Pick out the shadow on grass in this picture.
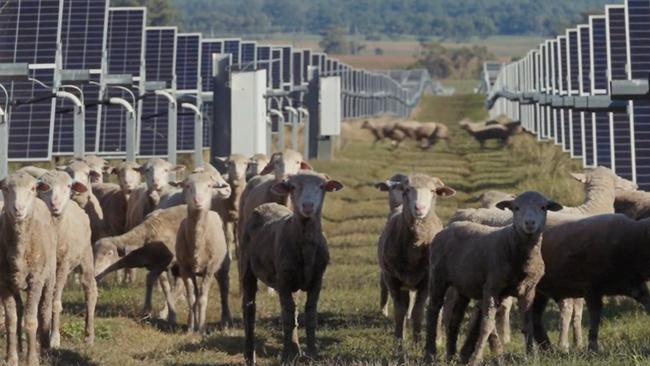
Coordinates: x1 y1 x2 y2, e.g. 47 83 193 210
47 348 99 366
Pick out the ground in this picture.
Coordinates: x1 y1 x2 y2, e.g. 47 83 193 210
4 94 650 365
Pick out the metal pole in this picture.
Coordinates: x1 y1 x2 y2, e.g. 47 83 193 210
181 102 204 167
268 109 285 152
298 107 309 158
109 97 136 162
284 106 299 151
56 90 85 159
0 107 7 180
154 90 178 166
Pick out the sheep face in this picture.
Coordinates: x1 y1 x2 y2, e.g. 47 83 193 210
496 191 563 236
93 239 119 277
84 155 109 183
375 174 409 211
111 161 142 193
219 154 248 183
59 160 92 187
36 171 88 216
246 154 271 179
260 150 312 180
140 158 185 192
401 174 455 220
0 172 39 223
272 171 343 218
180 172 231 211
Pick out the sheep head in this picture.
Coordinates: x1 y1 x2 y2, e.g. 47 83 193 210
246 154 271 180
375 173 409 212
216 154 248 184
0 172 39 223
496 191 562 236
259 149 312 180
107 161 142 194
58 160 92 188
398 174 455 220
36 170 88 216
83 155 110 183
138 158 185 193
93 238 120 279
272 170 343 219
172 170 231 210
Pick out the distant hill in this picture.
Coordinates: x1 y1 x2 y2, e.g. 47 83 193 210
172 0 622 40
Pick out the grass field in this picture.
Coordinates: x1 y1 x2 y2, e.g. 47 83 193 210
5 94 650 365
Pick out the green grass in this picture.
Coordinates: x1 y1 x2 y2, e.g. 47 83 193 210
4 95 650 365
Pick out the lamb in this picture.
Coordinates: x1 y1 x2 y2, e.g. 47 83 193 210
174 171 231 333
35 171 96 347
246 153 270 181
214 154 249 257
239 171 343 364
377 174 456 348
0 172 57 366
392 120 422 139
92 161 143 237
425 192 562 365
238 149 312 243
614 189 650 220
460 123 511 149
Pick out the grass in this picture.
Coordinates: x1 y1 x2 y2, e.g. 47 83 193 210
4 94 650 365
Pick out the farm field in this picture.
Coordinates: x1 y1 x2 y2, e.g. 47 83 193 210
6 95 650 365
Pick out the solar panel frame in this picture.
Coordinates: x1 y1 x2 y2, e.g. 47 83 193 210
567 28 582 158
256 45 272 88
292 50 303 86
281 46 292 86
0 0 63 161
578 24 595 167
550 39 561 144
200 39 222 92
175 32 202 152
223 38 241 66
241 41 257 71
271 48 282 90
590 15 612 168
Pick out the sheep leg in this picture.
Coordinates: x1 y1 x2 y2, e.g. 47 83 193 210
572 298 584 349
467 295 498 366
279 288 301 363
386 276 408 349
496 296 513 344
532 294 551 350
79 255 97 345
557 298 573 351
25 280 45 366
241 265 258 365
424 277 447 361
460 305 481 363
380 275 389 317
14 293 23 354
182 276 196 333
215 257 233 328
142 270 162 318
411 283 428 344
158 272 177 324
518 290 536 354
197 275 212 334
38 275 54 352
3 293 19 366
305 278 323 357
50 260 71 348
191 276 201 331
446 293 470 360
585 295 603 352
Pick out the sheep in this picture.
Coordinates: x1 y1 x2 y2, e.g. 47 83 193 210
125 158 185 230
393 120 422 139
460 123 511 149
385 127 407 150
0 172 57 366
174 171 231 333
35 170 96 348
614 189 650 220
83 155 110 183
361 120 389 145
449 166 631 349
238 149 312 243
105 161 143 200
239 171 343 364
246 153 271 181
377 174 456 349
425 192 562 365
527 213 650 353
475 190 516 208
214 154 249 257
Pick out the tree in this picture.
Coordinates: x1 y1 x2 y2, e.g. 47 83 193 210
112 0 179 26
413 41 494 79
319 27 351 55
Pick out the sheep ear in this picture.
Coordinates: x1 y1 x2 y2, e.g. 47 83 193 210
89 170 101 180
71 181 88 193
495 200 513 211
36 181 52 192
435 186 456 197
259 161 275 175
271 181 292 195
375 182 390 191
168 181 183 188
214 156 228 163
300 161 313 170
171 165 186 173
546 201 563 212
570 173 587 183
323 180 343 192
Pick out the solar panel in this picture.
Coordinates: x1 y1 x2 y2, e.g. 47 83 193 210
302 49 311 81
567 29 582 158
99 7 146 154
539 43 547 139
256 46 272 88
139 27 176 157
550 39 561 144
223 39 241 66
0 0 62 160
271 48 282 90
200 39 222 150
626 0 650 188
579 25 595 167
281 46 292 86
176 33 201 152
559 36 571 152
590 16 612 168
606 5 633 179
311 53 322 71
293 51 303 86
532 50 539 134
241 41 257 70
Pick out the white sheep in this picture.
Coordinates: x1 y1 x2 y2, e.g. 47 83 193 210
426 192 562 365
35 170 96 347
0 172 57 366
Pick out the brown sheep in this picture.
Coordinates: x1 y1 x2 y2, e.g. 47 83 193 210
0 172 57 366
83 155 110 183
35 171 96 347
175 172 231 333
361 120 389 145
614 189 650 220
378 174 456 348
239 171 343 364
426 192 562 365
460 123 511 149
393 120 422 139
214 154 249 258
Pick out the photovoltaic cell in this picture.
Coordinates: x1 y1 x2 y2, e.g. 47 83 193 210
201 40 222 92
99 7 146 154
271 48 282 90
567 29 582 158
223 39 241 65
579 25 594 166
0 0 62 160
293 51 303 86
559 36 571 152
257 46 271 87
591 16 612 168
241 42 257 70
282 46 292 85
53 0 108 154
626 0 650 189
608 5 633 179
176 33 201 152
302 49 311 81
139 27 176 157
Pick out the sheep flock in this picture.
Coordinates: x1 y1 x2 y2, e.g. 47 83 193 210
1 115 650 366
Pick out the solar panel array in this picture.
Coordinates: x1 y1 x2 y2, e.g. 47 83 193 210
487 0 650 189
176 33 201 152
